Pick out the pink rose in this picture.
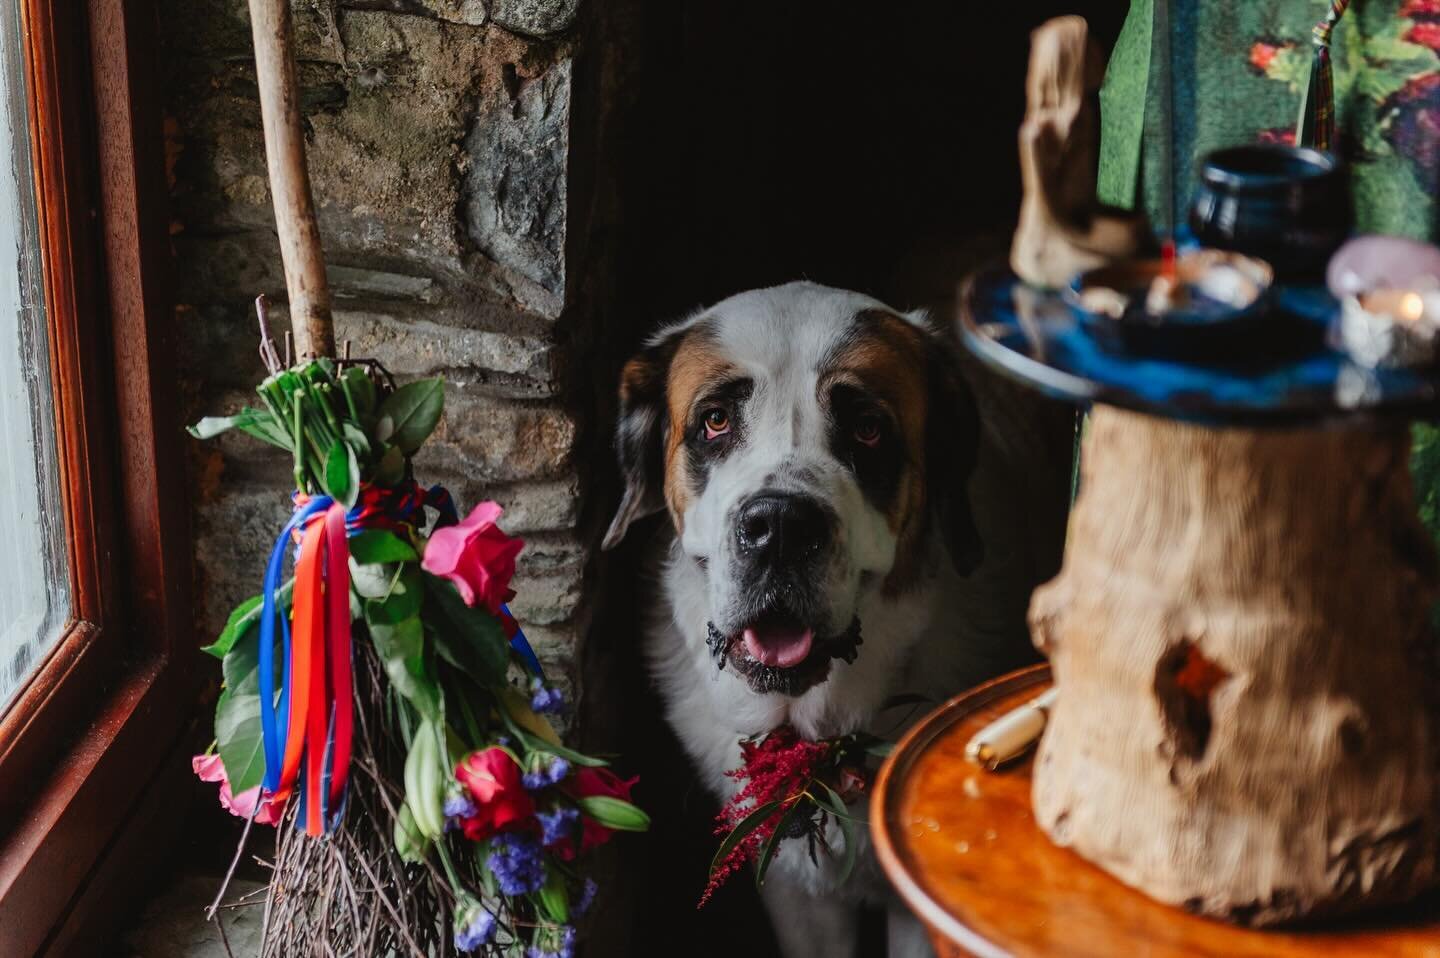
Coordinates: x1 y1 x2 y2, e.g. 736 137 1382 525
192 754 284 826
455 747 535 840
422 502 524 615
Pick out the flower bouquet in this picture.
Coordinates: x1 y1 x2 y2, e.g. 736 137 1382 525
191 312 645 956
703 724 892 906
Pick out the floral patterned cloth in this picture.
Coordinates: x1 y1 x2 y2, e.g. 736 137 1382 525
1101 0 1440 239
1099 0 1440 557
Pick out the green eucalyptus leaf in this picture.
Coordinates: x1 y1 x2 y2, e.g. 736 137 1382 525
755 800 809 889
576 795 650 833
349 529 417 565
368 615 441 720
424 575 509 685
710 800 781 877
377 378 444 454
215 687 266 794
816 783 858 884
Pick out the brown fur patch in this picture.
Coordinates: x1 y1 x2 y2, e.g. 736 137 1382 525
821 311 936 595
662 329 739 529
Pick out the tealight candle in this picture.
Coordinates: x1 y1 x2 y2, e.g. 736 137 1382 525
1329 235 1440 368
1339 286 1440 368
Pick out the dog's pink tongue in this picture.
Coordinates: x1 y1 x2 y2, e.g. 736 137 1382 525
742 624 814 668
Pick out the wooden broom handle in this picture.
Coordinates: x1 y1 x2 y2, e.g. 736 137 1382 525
247 0 335 359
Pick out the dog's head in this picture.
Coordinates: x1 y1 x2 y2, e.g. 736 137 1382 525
603 282 981 697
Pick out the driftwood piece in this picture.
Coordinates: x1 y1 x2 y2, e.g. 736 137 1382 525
247 0 335 358
1029 407 1440 925
1011 17 1148 289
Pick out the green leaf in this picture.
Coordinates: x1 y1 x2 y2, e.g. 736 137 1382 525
815 783 858 885
188 416 240 440
537 870 569 923
188 408 291 450
215 687 266 794
233 408 293 449
349 529 417 565
365 567 423 624
340 366 377 418
376 379 444 454
375 445 406 485
864 741 894 759
367 615 441 720
424 575 509 686
322 439 359 508
576 795 650 833
203 594 260 660
710 800 781 877
342 422 372 458
495 705 610 768
392 802 429 864
755 799 810 889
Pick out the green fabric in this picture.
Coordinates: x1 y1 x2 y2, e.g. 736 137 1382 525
1097 0 1153 209
1100 0 1440 239
1095 0 1440 577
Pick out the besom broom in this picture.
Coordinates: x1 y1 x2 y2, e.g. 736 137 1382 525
189 2 646 954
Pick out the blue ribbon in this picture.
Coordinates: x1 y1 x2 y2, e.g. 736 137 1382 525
502 603 544 679
259 495 332 793
258 485 544 799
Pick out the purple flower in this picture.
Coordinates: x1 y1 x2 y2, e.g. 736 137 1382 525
523 756 571 791
444 793 478 820
526 926 576 958
536 806 580 846
530 680 565 715
486 833 546 896
575 878 598 916
454 903 495 952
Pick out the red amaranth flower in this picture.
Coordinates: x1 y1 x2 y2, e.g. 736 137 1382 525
700 727 831 906
1249 42 1280 73
1409 22 1440 50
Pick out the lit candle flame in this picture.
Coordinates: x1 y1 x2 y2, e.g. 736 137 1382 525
1400 292 1426 322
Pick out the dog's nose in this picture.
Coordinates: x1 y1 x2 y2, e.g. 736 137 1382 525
735 494 831 564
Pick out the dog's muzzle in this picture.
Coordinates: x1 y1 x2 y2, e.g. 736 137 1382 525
706 617 862 697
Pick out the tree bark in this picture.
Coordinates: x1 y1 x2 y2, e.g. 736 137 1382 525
1030 406 1440 925
247 0 334 359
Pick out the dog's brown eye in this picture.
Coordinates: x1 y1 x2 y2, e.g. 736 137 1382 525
854 413 882 447
703 408 731 439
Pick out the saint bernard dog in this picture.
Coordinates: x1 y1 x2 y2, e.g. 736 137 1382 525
602 281 1061 957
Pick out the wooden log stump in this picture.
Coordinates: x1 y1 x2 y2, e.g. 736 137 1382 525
1029 406 1440 926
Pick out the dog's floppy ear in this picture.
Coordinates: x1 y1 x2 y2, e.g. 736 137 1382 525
920 325 984 575
601 331 683 551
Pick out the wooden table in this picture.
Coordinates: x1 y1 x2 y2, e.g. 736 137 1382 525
871 665 1440 957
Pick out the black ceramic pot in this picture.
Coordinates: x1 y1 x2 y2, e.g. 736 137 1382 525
1188 145 1352 282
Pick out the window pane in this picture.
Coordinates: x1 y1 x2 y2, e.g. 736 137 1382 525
0 0 68 711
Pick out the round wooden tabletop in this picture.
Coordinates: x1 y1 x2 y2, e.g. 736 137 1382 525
871 665 1440 958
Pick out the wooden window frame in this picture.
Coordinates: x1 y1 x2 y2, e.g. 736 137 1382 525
0 0 195 953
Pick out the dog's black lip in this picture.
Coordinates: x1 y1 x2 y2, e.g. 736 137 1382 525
705 616 863 696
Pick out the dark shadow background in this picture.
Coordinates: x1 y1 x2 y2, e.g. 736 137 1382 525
570 3 1127 954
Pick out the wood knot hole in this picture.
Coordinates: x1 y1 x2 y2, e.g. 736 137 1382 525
1154 640 1230 763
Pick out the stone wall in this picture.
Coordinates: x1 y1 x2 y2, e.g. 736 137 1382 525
163 0 607 697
